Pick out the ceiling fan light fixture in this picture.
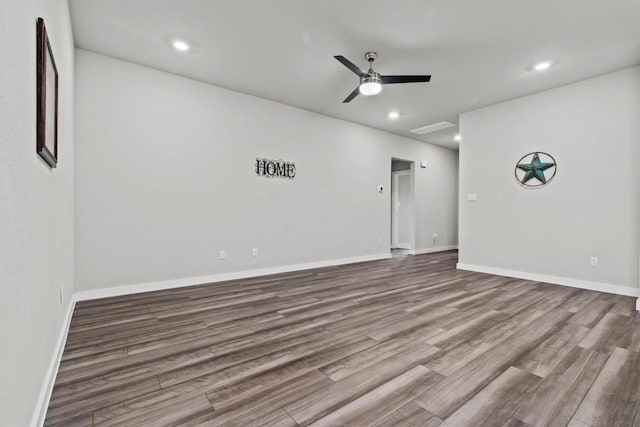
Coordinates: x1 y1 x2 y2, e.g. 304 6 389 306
359 75 382 96
359 82 382 96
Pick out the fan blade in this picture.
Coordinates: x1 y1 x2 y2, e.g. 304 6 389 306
342 86 360 103
381 75 431 84
334 55 367 77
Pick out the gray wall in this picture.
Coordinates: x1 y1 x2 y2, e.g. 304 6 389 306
74 50 459 291
0 0 75 425
459 67 640 292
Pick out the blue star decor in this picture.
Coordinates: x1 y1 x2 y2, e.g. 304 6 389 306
515 152 557 187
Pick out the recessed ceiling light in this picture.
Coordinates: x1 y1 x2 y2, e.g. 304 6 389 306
172 40 190 52
454 134 461 142
388 111 400 119
534 61 552 71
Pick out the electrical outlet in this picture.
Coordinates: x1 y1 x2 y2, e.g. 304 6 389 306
252 247 258 257
377 238 382 245
433 233 438 244
59 286 63 304
590 256 598 268
219 250 226 260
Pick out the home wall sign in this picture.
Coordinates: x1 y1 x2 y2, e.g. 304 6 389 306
515 152 557 188
255 158 296 179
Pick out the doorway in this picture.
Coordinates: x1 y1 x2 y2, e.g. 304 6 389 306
391 159 415 254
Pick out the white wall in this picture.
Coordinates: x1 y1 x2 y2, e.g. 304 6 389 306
74 50 458 291
0 0 75 425
459 67 640 295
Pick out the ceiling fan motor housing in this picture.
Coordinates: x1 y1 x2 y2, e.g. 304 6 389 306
361 72 381 84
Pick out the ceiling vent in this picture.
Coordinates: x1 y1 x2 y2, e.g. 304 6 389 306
410 121 455 135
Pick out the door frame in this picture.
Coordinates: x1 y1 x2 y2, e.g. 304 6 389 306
390 158 415 252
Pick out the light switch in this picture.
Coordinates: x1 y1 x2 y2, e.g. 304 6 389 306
466 193 478 201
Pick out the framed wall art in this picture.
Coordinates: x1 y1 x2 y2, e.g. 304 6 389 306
36 17 58 168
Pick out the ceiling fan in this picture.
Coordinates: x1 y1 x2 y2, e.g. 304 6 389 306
334 52 431 103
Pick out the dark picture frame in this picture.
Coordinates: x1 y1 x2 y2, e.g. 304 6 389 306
36 17 58 168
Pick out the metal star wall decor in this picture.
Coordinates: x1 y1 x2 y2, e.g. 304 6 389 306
515 152 557 187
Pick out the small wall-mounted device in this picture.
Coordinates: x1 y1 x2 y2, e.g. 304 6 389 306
420 160 428 168
377 185 384 193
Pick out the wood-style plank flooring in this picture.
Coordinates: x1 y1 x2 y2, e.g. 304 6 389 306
45 251 640 426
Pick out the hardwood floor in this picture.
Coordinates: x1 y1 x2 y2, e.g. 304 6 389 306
45 251 640 426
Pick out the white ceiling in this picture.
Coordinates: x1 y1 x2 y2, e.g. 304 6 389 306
69 0 640 150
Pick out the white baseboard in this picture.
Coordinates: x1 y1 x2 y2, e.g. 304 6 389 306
392 243 411 250
409 245 458 256
456 263 640 298
31 296 77 427
75 253 392 301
